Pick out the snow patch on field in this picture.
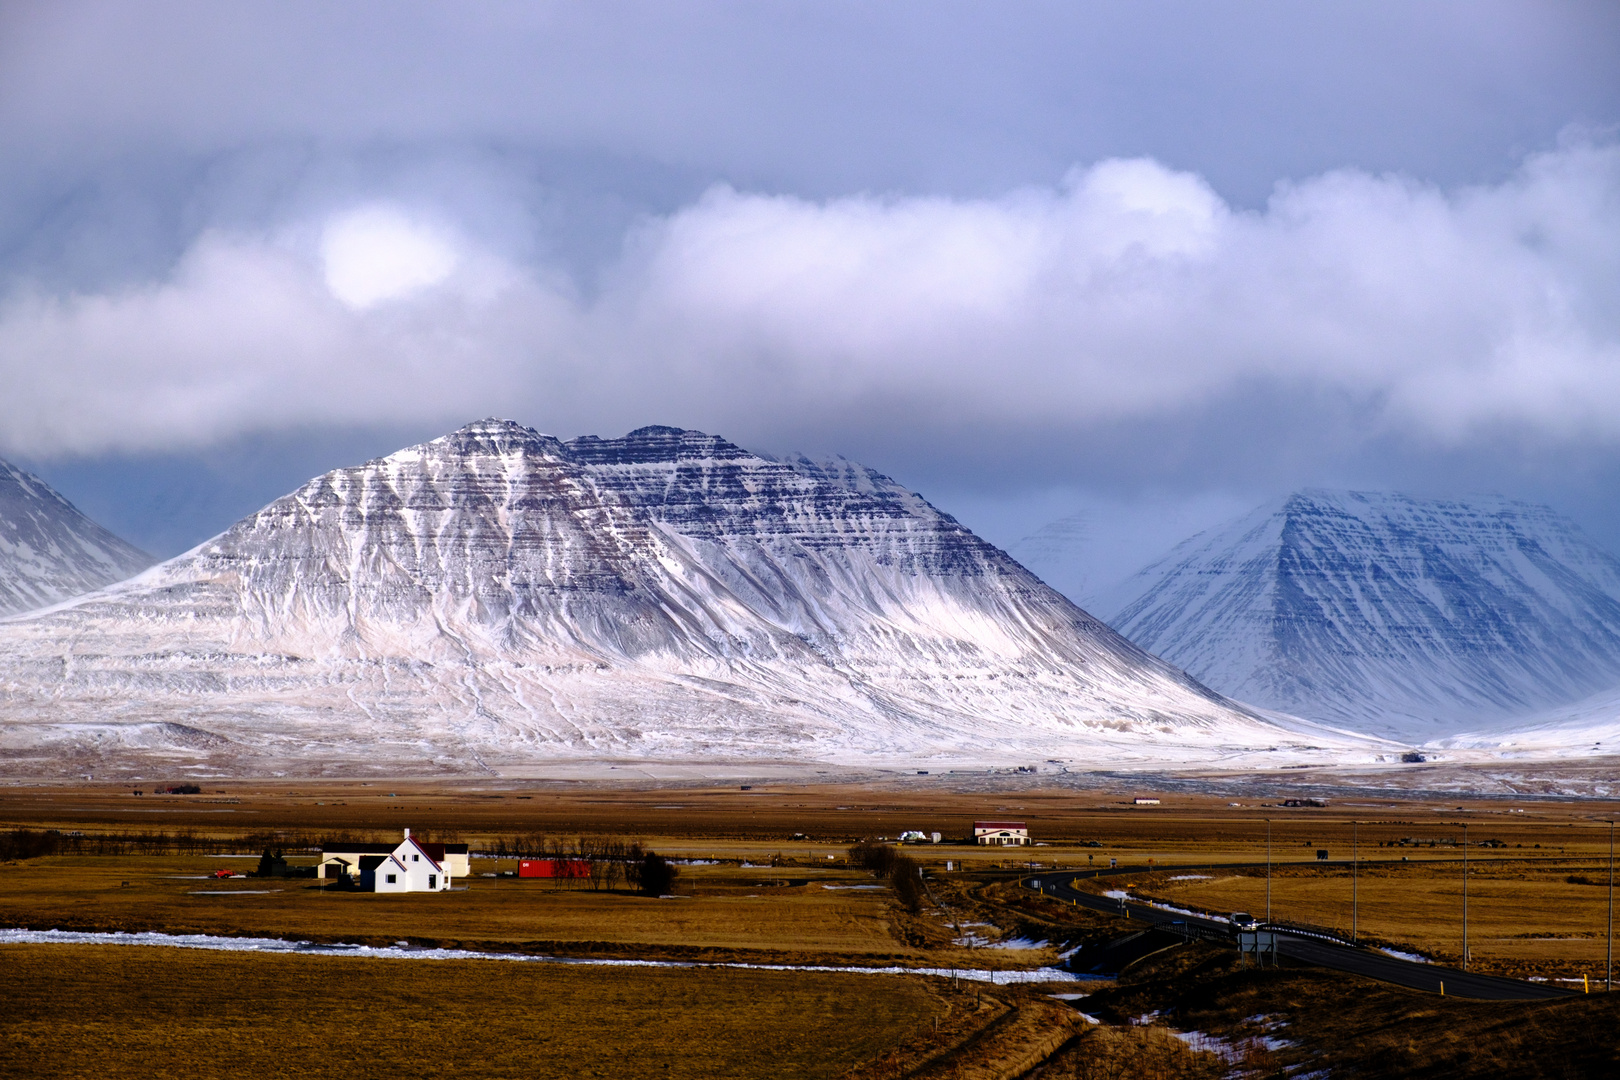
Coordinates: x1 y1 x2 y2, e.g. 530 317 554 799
0 927 1080 983
987 936 1047 950
1376 947 1430 963
1169 1029 1294 1062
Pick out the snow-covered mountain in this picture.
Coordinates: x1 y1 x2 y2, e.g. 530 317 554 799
0 421 1377 777
1101 489 1620 740
0 458 153 617
1434 685 1620 758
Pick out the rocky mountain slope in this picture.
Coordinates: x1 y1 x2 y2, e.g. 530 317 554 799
1101 490 1620 740
0 421 1374 777
0 458 153 617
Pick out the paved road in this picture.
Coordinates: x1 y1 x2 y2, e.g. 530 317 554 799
1032 866 1575 1001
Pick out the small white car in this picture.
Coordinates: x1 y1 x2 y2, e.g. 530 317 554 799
1230 912 1260 931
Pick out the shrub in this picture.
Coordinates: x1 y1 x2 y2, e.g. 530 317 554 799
629 852 678 896
847 842 923 913
0 829 61 861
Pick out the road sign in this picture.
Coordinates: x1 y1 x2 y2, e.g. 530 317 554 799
1238 930 1278 966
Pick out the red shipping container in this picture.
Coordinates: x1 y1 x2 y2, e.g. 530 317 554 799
519 858 591 878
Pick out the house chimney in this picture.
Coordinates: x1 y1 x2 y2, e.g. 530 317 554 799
403 828 410 839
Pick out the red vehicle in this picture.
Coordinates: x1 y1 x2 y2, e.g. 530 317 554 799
213 869 236 879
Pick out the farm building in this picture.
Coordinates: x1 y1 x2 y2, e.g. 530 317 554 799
973 821 1029 846
317 830 465 891
519 858 592 878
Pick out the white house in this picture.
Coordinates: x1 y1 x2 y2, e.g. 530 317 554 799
973 820 1030 846
374 830 451 892
319 829 459 892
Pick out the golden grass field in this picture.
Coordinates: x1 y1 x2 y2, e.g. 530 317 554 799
5 780 1620 974
1138 858 1620 981
6 778 1620 1077
1044 943 1620 1080
0 853 964 964
0 943 943 1079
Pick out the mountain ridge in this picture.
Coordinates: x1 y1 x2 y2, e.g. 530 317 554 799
0 457 154 617
1101 489 1620 740
0 420 1377 777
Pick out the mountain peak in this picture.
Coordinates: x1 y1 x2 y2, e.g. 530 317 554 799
0 457 154 617
1105 490 1620 738
564 425 752 465
0 420 1346 776
441 416 559 445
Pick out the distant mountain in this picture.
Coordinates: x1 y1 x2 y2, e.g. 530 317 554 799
1434 684 1620 759
1100 490 1620 740
0 421 1373 777
0 458 154 616
1008 514 1098 608
1009 497 1252 612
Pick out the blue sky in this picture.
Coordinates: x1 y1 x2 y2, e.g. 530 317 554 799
3 1 1619 586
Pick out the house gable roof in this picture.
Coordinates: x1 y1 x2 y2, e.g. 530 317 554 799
396 835 443 872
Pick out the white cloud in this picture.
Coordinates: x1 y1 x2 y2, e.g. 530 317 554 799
0 218 571 454
0 144 1617 458
320 206 459 309
608 143 1620 441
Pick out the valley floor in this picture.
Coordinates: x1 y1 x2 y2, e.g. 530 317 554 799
4 777 1620 1077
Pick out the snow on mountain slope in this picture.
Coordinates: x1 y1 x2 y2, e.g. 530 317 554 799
1434 689 1620 757
0 421 1378 777
1101 490 1620 740
0 458 154 617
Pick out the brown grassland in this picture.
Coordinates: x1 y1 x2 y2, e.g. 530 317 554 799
6 778 1618 975
5 776 1620 1076
1030 941 1620 1080
0 855 922 964
1139 859 1620 980
0 943 943 1079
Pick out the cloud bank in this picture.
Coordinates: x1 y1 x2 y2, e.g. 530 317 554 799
2 143 1617 459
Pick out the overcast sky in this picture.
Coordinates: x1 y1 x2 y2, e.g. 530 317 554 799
3 1 1619 589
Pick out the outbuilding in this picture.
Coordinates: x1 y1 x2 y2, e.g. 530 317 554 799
519 858 591 878
973 820 1030 846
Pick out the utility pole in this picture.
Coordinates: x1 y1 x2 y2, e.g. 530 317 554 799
1462 822 1469 972
1266 818 1272 923
1608 820 1615 992
1352 820 1358 944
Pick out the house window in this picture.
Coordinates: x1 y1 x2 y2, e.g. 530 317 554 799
428 875 437 889
412 854 419 862
386 874 397 884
